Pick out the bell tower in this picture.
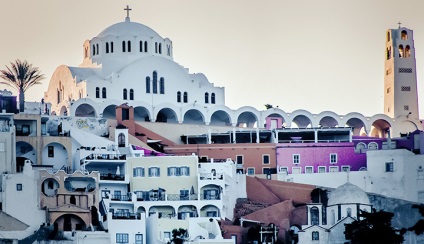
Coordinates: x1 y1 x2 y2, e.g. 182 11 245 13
384 26 419 120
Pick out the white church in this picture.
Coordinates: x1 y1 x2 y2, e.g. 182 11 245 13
44 7 422 137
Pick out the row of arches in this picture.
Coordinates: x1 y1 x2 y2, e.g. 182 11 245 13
91 39 170 57
69 99 412 137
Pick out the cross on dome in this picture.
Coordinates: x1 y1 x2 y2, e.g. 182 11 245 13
124 5 132 19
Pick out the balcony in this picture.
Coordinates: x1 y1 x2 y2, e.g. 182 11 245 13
85 154 126 161
166 194 198 201
109 194 132 201
100 173 124 181
112 212 140 219
201 194 221 200
199 173 224 181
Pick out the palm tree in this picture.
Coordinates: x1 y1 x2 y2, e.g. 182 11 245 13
0 59 45 112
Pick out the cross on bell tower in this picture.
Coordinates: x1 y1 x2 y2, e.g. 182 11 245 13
124 5 132 20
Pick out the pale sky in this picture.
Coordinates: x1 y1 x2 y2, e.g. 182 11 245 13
1 0 424 116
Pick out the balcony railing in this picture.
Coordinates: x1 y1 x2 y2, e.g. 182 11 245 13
201 194 221 200
166 194 198 201
85 154 126 160
199 173 224 180
100 173 124 181
112 212 140 219
110 194 132 201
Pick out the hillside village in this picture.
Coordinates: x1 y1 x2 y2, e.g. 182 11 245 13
1 6 424 244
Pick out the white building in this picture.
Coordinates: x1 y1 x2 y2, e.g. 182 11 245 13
298 182 372 244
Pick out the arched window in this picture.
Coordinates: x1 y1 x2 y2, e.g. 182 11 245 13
139 41 143 52
127 41 131 52
387 32 391 42
368 142 378 150
167 45 171 56
399 45 404 58
130 89 134 100
405 45 411 58
347 207 352 217
118 133 125 147
146 77 151 93
330 209 335 225
153 71 158 94
155 42 158 53
122 41 126 52
312 231 319 240
177 91 181 103
355 142 367 153
70 195 76 205
205 92 209 103
386 47 391 60
144 41 148 52
96 44 99 55
310 207 319 225
96 87 100 98
183 92 188 103
401 30 408 40
160 77 165 94
111 42 114 53
92 44 96 56
123 89 127 100
102 87 107 98
106 42 109 53
57 89 61 103
211 93 216 104
159 43 162 54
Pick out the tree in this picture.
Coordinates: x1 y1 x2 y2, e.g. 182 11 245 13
265 104 273 109
408 204 424 235
344 209 405 244
0 59 45 112
168 228 188 244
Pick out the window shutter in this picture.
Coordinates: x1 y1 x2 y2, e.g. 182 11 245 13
186 167 190 176
148 168 152 177
167 167 171 176
142 168 145 177
157 168 160 177
133 168 137 177
176 167 181 176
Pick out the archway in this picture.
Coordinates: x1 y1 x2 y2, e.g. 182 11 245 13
345 118 366 136
102 104 117 119
75 104 96 117
16 141 36 172
54 214 86 231
236 112 258 128
319 116 338 127
60 106 68 116
134 106 150 122
155 108 178 123
183 109 205 124
370 119 391 138
291 115 312 128
210 110 231 126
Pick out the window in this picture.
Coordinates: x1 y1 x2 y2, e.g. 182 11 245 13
70 195 76 205
48 180 54 189
262 167 270 174
418 169 424 180
401 30 408 40
106 42 109 53
102 87 107 98
293 154 300 164
310 207 319 225
347 207 352 217
48 146 54 157
96 44 99 55
16 184 22 191
139 41 143 52
159 43 162 54
167 45 171 56
387 31 391 42
122 41 126 52
387 87 391 93
207 211 217 217
399 44 404 58
111 42 114 53
236 155 243 165
116 233 129 243
279 167 288 174
385 162 394 172
92 44 96 56
180 166 190 176
177 91 181 103
404 105 409 111
305 166 313 174
292 167 301 174
118 133 125 147
401 86 411 91
247 168 255 175
146 77 150 93
183 92 188 103
318 166 326 173
405 45 411 58
330 153 337 164
312 231 319 240
368 142 378 150
211 93 216 104
263 154 270 164
149 167 160 177
205 92 209 103
133 167 145 177
96 87 100 98
135 234 143 244
341 166 350 172
155 42 158 53
329 166 338 172
127 41 131 52
164 232 171 240
168 166 178 176
153 71 158 94
399 68 413 73
130 89 134 100
160 77 165 94
144 41 148 52
123 89 127 100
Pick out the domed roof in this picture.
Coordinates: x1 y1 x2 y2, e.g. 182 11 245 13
96 17 162 39
327 182 370 206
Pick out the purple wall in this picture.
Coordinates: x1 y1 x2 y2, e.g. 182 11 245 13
276 142 367 174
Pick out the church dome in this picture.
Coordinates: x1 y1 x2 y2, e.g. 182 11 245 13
96 17 162 39
327 182 370 206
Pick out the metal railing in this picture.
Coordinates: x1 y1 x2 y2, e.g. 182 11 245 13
166 194 198 201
